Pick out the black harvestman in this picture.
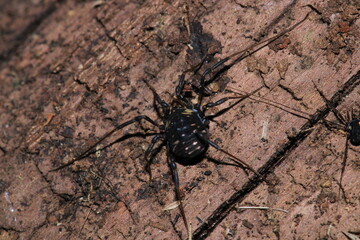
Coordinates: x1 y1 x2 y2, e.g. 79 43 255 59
50 11 313 237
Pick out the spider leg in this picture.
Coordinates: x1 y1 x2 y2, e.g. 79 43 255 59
0 145 6 155
50 115 159 171
338 136 349 200
227 87 313 121
144 134 164 180
166 149 189 232
313 82 347 126
174 73 196 109
313 84 352 200
202 96 246 112
347 109 352 122
198 58 232 105
143 79 170 118
175 73 187 101
205 86 263 119
195 132 269 184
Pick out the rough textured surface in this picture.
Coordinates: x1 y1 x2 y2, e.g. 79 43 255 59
0 0 359 239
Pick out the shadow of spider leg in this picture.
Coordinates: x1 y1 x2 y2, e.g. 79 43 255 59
195 11 311 106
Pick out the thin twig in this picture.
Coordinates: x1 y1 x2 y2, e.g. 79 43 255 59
237 206 288 213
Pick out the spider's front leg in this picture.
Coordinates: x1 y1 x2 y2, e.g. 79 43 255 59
50 115 159 171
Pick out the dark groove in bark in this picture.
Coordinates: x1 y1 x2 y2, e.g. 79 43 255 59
193 70 360 239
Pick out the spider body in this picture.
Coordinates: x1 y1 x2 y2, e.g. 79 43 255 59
346 119 360 146
165 107 209 159
51 13 311 235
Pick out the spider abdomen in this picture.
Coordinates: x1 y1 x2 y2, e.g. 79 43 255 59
165 108 209 159
347 119 360 146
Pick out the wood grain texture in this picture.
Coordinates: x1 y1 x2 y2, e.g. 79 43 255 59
0 0 359 239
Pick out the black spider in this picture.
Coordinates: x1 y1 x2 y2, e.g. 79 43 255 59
51 13 311 235
53 65 264 232
314 85 360 197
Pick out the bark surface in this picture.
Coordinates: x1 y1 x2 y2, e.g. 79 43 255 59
0 0 359 239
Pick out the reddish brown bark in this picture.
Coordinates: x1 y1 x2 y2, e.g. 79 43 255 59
0 0 359 239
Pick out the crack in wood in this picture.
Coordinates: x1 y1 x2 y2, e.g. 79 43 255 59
193 69 360 239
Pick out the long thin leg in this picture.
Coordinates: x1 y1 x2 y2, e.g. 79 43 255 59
338 136 349 199
195 132 269 184
50 115 159 171
202 96 246 112
205 86 263 120
197 12 311 105
143 79 171 118
175 73 188 103
175 65 205 108
166 150 189 233
313 82 347 126
227 86 314 121
144 134 164 180
226 86 346 129
0 145 6 155
202 87 263 115
346 109 353 124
